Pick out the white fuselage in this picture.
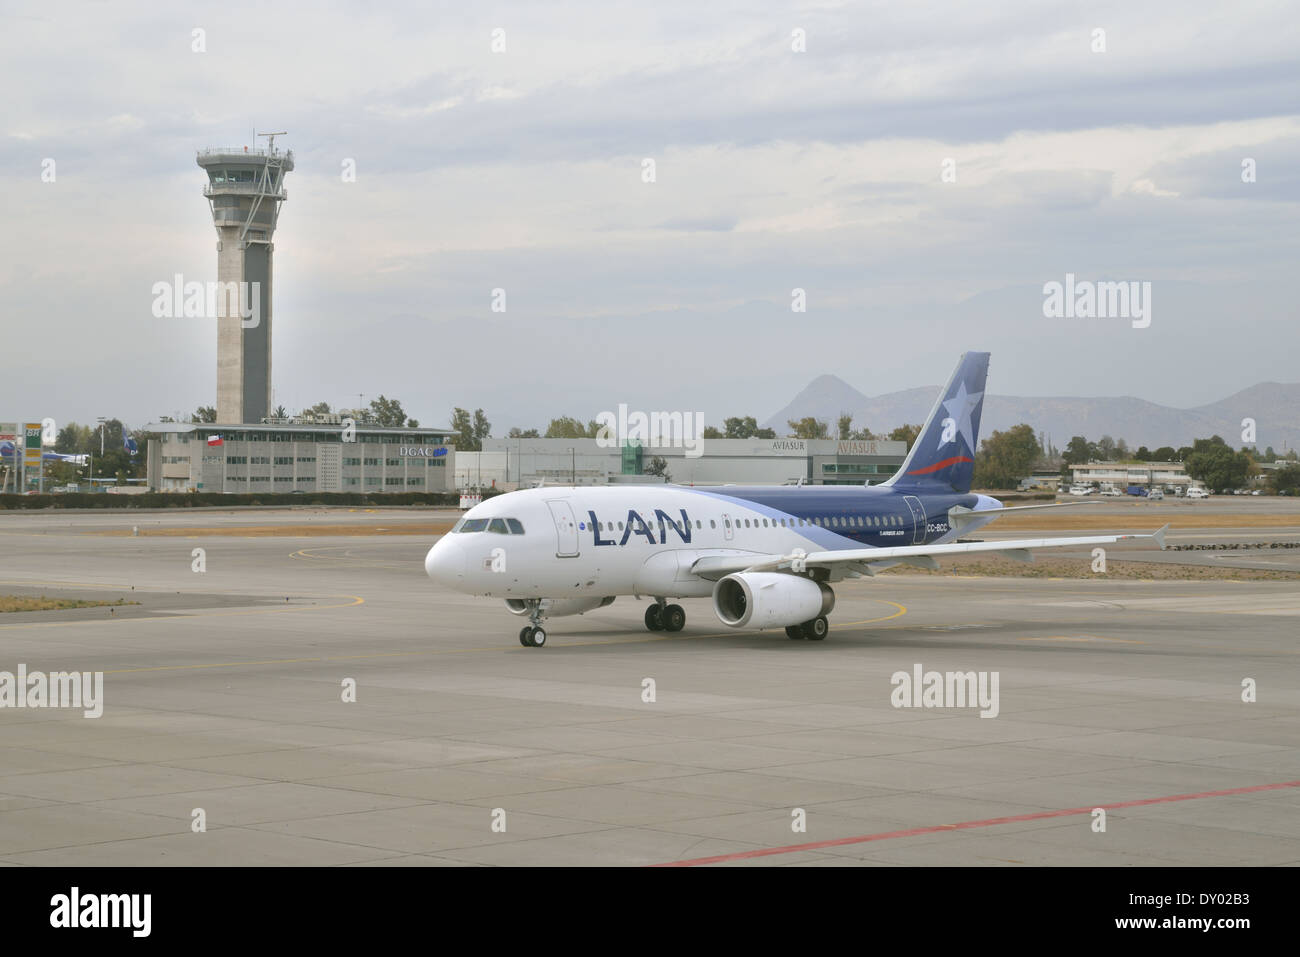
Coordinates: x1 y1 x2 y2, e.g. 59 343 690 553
424 485 1000 605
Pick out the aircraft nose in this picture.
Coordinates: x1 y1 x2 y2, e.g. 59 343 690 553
425 537 465 584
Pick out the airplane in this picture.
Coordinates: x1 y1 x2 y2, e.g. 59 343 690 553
0 441 89 465
424 352 1168 647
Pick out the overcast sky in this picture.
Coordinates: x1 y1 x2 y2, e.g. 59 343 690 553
4 0 1298 433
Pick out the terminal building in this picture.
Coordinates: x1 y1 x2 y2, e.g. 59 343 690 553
1069 461 1193 489
453 437 909 490
145 421 456 494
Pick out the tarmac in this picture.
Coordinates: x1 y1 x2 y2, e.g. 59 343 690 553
0 500 1297 866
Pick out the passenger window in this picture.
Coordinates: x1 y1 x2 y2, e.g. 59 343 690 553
506 518 524 534
618 522 624 531
710 520 716 529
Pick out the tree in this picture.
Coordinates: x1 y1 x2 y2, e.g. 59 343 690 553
1185 437 1251 492
1152 446 1177 461
472 409 491 447
46 460 83 486
544 416 596 439
837 413 853 441
788 417 830 439
702 426 723 439
451 408 471 450
191 406 217 424
973 423 1041 490
1096 435 1116 460
272 405 288 419
1062 435 1091 465
507 427 540 438
307 402 332 416
837 413 874 441
1134 446 1151 461
55 423 93 455
1271 465 1300 495
888 424 923 450
723 416 774 439
644 456 671 482
368 395 408 428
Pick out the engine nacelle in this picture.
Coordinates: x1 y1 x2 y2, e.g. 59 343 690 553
505 597 615 618
712 573 835 630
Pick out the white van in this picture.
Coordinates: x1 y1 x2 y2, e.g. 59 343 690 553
1187 487 1210 499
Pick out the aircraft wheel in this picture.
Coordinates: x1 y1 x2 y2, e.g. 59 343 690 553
802 616 829 641
785 625 805 640
519 626 532 646
528 626 547 647
644 604 664 631
663 604 686 632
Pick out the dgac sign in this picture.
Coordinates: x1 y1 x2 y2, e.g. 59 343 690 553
399 447 447 458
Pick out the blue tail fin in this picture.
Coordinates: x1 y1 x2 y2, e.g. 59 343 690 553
883 352 989 494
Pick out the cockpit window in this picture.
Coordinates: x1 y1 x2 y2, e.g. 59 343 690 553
487 518 508 534
506 518 524 534
457 518 489 533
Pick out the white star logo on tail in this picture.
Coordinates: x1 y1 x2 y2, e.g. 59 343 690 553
942 382 983 451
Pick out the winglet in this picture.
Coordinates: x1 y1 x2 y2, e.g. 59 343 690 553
1153 523 1169 550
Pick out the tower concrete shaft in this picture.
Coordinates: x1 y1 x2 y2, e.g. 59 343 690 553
196 140 293 424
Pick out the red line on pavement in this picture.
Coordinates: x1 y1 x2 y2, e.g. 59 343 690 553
653 779 1300 867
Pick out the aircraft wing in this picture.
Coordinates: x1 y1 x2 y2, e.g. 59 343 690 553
689 525 1169 580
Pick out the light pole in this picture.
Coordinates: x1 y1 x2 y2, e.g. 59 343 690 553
568 447 575 485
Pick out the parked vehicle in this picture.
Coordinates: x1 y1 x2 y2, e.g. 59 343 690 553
1068 484 1094 496
1147 489 1164 500
1187 487 1210 499
1126 486 1148 496
1100 488 1121 497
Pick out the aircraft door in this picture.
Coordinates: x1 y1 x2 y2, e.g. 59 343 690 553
546 500 581 557
903 495 926 545
722 513 734 541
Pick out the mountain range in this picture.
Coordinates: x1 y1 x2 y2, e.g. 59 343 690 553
764 376 1300 454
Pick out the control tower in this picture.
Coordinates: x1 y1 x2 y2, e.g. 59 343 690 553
196 134 293 424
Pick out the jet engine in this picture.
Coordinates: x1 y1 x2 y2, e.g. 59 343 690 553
505 597 616 618
711 573 835 630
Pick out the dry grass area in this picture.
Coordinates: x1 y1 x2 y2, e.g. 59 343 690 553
0 595 139 613
880 554 1300 581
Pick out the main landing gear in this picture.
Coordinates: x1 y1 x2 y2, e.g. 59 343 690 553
519 624 547 647
645 599 686 633
786 616 829 641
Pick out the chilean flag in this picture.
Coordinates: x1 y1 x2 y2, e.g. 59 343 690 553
207 435 224 447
